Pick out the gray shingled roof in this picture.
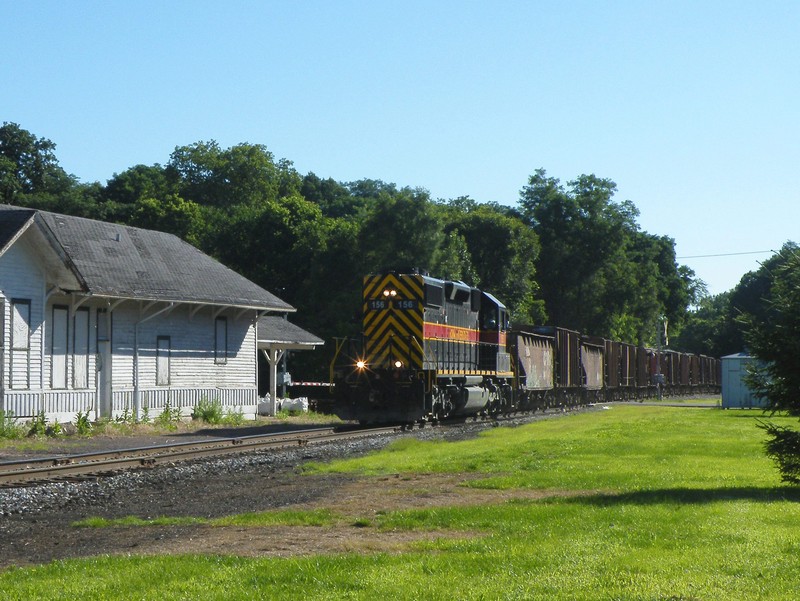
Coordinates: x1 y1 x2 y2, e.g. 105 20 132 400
257 316 324 347
0 204 294 312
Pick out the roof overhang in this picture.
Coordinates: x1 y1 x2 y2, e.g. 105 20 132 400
257 340 323 351
60 293 295 314
17 219 85 291
256 315 324 352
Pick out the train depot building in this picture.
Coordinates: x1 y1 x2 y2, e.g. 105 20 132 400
0 204 313 422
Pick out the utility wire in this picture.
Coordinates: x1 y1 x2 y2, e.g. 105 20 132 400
677 250 773 259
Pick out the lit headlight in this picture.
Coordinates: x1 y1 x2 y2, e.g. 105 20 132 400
394 360 403 369
356 360 367 370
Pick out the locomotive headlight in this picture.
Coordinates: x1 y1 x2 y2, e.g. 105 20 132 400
356 360 367 370
383 288 397 297
390 289 397 297
394 360 403 369
383 290 390 297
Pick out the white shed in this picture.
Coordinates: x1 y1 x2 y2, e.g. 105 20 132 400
721 352 766 408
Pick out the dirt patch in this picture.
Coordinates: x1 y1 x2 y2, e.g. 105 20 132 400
0 471 569 568
297 471 561 517
129 524 468 559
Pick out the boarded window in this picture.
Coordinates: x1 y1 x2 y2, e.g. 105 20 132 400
97 308 109 343
156 336 170 386
11 300 30 350
51 306 69 389
10 299 31 389
73 308 90 389
215 316 227 364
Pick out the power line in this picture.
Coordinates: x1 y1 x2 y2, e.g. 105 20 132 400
677 250 774 260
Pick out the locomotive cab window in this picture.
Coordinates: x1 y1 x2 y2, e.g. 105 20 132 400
500 309 509 331
482 310 499 330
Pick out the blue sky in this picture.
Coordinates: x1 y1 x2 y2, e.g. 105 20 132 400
3 1 798 296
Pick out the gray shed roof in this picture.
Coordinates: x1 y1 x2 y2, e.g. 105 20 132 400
257 315 324 349
0 204 294 312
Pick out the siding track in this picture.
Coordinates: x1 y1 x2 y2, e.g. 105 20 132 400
0 426 398 488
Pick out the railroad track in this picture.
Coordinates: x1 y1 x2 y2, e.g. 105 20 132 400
0 403 623 489
0 425 399 488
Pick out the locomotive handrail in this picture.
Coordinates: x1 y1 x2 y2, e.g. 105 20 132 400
413 334 437 372
411 335 436 393
329 337 350 388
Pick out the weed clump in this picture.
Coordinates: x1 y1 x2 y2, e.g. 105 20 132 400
0 410 24 439
192 397 224 424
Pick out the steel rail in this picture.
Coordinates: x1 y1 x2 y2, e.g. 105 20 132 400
0 425 399 487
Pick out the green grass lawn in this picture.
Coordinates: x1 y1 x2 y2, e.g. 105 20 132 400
2 406 799 600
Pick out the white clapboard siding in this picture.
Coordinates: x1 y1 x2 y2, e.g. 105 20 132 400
105 304 258 412
114 305 257 389
0 240 44 396
113 386 256 413
2 391 41 416
42 390 97 414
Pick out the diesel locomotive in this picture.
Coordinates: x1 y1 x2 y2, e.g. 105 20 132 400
330 270 720 424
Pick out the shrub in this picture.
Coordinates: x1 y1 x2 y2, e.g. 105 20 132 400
191 397 224 424
23 411 63 438
156 400 181 429
116 404 134 425
222 406 245 426
28 411 48 437
46 421 62 437
74 410 93 435
0 410 24 439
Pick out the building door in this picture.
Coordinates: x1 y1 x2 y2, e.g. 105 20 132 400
52 306 68 389
96 309 112 418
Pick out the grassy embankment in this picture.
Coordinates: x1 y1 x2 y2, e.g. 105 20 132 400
2 404 799 600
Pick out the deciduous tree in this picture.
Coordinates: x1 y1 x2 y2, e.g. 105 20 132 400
440 199 544 323
358 186 443 274
0 122 76 205
519 169 697 342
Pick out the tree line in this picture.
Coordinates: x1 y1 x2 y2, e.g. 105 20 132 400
0 121 765 378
